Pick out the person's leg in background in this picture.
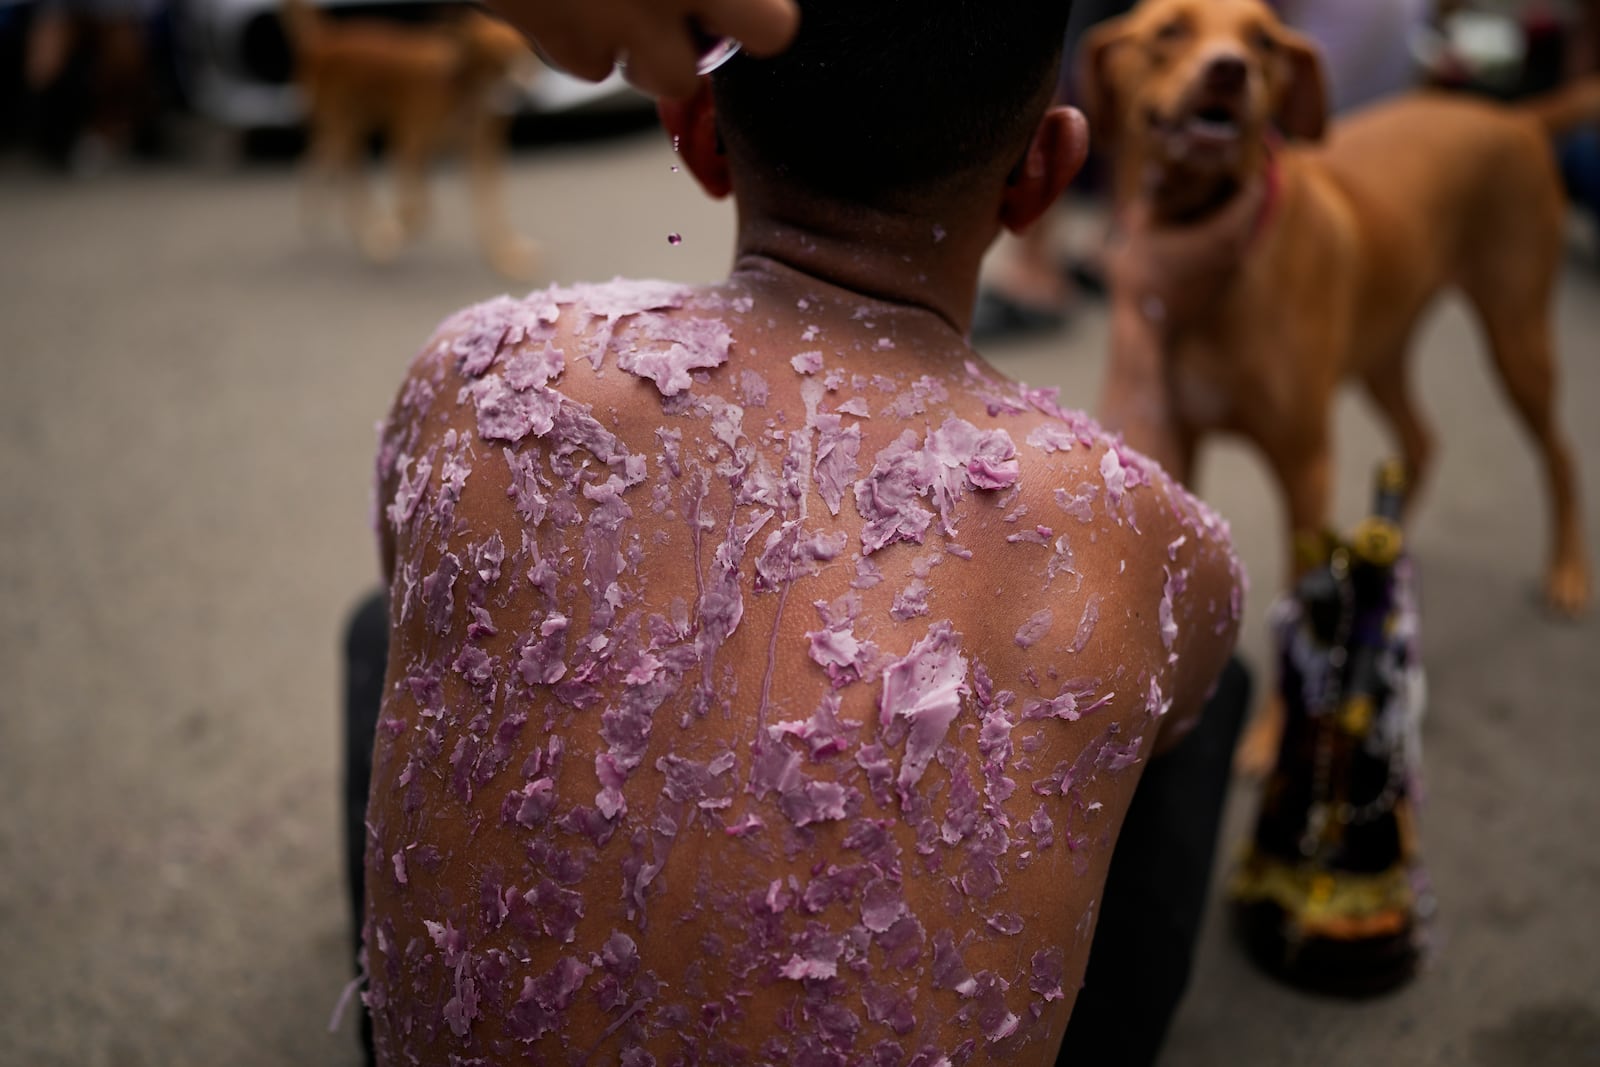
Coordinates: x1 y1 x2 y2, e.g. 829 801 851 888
971 0 1130 343
342 590 387 1067
1059 658 1253 1067
1563 128 1600 247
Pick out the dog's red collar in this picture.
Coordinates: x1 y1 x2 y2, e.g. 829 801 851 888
1249 138 1283 248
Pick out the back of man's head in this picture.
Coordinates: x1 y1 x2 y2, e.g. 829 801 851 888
712 1 1077 213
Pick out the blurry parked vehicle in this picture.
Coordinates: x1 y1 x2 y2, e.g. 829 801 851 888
171 0 648 132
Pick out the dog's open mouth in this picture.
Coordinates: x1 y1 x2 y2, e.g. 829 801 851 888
1186 103 1242 141
1148 95 1247 164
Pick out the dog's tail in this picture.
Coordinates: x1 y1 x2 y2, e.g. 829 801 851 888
1521 76 1600 138
281 0 324 54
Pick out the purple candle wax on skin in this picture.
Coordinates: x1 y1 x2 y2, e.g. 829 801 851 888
362 278 1243 1064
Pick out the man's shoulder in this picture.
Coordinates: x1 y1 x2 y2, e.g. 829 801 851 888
423 277 732 385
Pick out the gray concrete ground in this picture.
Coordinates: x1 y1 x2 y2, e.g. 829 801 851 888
1 133 1598 1066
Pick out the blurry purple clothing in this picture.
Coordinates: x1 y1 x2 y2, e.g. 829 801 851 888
1278 0 1429 113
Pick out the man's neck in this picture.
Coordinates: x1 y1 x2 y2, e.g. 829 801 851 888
730 199 998 339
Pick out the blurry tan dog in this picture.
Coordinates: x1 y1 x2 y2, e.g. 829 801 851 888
1082 0 1597 767
284 0 538 280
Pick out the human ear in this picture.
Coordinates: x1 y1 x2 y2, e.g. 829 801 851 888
1000 106 1088 235
656 80 732 199
1267 24 1328 141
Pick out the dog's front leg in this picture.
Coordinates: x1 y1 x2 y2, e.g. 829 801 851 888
467 110 537 283
1098 297 1198 485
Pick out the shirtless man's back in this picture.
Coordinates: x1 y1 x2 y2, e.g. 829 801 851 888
364 4 1242 1063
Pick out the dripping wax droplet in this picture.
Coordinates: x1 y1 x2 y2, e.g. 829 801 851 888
668 233 683 246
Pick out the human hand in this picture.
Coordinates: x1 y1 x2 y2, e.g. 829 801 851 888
484 0 799 99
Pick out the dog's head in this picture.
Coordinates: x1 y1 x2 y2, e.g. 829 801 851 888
458 12 538 87
1081 0 1326 177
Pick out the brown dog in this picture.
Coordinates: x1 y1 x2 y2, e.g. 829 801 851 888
1082 0 1596 766
285 0 538 280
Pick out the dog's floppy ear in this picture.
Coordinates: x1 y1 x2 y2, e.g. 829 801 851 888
1269 25 1328 141
1077 16 1135 146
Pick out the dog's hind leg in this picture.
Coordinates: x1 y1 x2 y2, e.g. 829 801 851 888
320 116 397 264
1461 275 1591 617
300 114 342 240
389 122 436 246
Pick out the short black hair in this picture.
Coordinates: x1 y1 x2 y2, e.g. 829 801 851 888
712 1 1076 210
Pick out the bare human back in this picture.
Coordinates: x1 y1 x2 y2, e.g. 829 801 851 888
365 260 1243 1064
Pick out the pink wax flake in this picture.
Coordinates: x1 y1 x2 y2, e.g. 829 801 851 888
1014 608 1053 649
1006 526 1053 546
424 918 467 958
813 413 862 517
854 743 895 808
614 314 732 397
1026 423 1079 454
1046 535 1077 586
738 369 769 408
854 431 934 555
503 342 565 391
558 277 689 321
939 760 981 845
667 233 683 246
1028 806 1055 850
778 955 838 982
931 929 975 994
790 350 824 375
1146 675 1173 720
451 645 494 690
862 984 917 1035
1069 595 1101 654
505 777 556 827
765 879 793 914
964 433 1020 490
441 295 518 378
985 912 1024 936
725 813 766 837
1021 677 1098 723
1029 948 1065 1001
879 621 969 798
656 750 736 811
1159 568 1179 652
779 779 853 827
1100 447 1129 507
386 452 432 530
860 878 907 933
806 626 867 687
461 375 559 443
1055 484 1099 524
421 552 461 635
891 579 930 621
852 554 884 590
921 417 1019 535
